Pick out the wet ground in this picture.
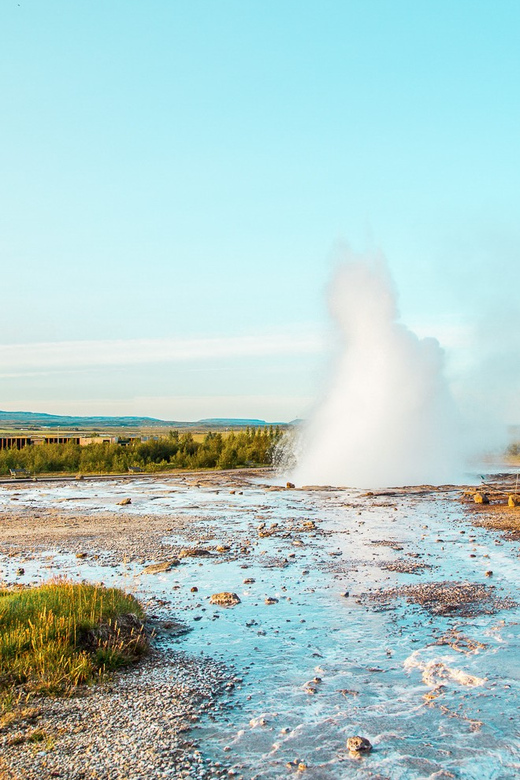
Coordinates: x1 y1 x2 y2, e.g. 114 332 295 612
1 471 520 779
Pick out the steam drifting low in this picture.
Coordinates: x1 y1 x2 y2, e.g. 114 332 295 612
293 251 465 488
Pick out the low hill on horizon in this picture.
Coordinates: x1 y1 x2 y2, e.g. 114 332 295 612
0 410 289 431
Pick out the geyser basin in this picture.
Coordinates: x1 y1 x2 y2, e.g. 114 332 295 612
1 474 520 779
293 252 466 488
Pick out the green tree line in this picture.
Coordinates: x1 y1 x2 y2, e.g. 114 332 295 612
0 427 283 475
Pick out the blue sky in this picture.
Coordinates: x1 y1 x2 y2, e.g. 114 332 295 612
1 1 519 423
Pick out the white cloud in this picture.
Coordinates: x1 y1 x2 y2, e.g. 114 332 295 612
409 315 474 352
0 330 326 375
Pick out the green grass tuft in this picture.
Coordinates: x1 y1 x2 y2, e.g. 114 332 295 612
0 578 147 707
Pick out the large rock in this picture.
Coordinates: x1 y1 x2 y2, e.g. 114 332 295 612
83 612 148 657
473 493 489 504
346 735 372 754
209 592 241 607
508 494 520 508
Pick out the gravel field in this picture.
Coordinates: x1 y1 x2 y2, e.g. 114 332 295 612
1 651 235 780
2 469 520 779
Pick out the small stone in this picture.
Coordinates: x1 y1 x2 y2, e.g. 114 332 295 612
286 482 295 489
347 735 372 754
243 578 255 584
143 560 179 574
117 497 132 505
16 567 25 576
191 586 198 592
75 552 88 559
179 548 212 558
485 570 493 577
250 716 268 727
265 597 279 605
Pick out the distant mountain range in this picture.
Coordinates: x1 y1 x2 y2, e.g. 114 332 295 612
0 410 290 431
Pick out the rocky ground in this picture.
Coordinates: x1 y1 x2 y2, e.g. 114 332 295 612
0 651 236 780
0 471 265 780
1 468 519 779
0 470 268 565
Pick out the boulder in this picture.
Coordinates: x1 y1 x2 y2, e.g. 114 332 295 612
508 494 520 508
209 592 241 607
473 493 489 504
83 612 148 657
117 498 132 506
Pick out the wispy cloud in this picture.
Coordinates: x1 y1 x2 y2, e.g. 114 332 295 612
0 330 326 375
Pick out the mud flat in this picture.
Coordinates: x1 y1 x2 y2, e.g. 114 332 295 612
1 471 520 779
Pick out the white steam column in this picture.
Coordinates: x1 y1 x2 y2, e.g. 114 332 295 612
293 252 465 488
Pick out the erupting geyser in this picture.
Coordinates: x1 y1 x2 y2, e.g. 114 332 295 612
292 251 465 488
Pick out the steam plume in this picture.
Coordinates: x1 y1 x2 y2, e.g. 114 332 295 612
292 251 465 488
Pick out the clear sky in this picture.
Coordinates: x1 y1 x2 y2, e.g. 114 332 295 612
1 0 519 423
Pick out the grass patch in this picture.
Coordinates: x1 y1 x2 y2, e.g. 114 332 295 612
0 578 147 710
